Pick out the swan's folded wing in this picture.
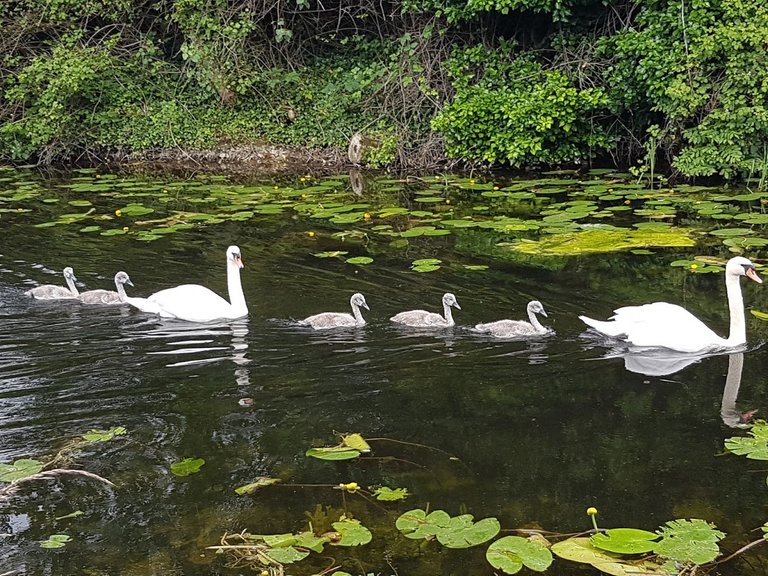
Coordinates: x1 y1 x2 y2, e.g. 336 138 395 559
148 284 234 322
612 302 722 352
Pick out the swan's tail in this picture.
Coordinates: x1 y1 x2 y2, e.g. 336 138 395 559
578 315 627 338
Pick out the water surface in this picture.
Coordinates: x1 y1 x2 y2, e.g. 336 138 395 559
1 168 767 575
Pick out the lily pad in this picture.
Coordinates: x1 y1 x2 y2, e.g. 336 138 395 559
0 458 44 482
306 433 370 460
372 486 409 501
313 251 349 258
486 535 553 574
263 546 310 564
170 457 205 477
724 421 768 460
331 518 372 546
82 426 127 442
235 477 282 495
40 534 72 549
552 537 657 576
653 519 725 565
118 203 154 216
346 256 373 265
396 509 451 540
591 528 657 554
436 515 500 549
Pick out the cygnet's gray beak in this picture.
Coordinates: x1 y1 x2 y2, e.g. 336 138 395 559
126 278 134 287
453 301 461 310
362 301 370 310
540 309 548 317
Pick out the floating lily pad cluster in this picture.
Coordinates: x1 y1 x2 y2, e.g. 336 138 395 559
209 516 372 569
3 168 768 269
551 519 725 574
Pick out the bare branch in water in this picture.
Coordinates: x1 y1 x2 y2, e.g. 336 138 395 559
0 469 115 500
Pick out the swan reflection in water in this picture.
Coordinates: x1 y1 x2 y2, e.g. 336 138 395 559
593 345 759 428
120 315 250 376
720 352 759 428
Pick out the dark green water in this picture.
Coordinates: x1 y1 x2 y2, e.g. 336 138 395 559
1 168 767 575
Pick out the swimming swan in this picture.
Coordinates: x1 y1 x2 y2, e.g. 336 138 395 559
24 267 79 299
390 292 461 328
474 300 550 338
126 246 247 322
299 292 369 329
579 256 762 353
79 271 133 305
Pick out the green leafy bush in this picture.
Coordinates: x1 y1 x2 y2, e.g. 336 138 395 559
604 0 768 180
433 47 611 166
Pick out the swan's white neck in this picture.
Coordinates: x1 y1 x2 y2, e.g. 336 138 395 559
227 260 247 315
527 307 545 333
351 302 365 324
65 275 79 296
722 271 747 347
442 301 455 326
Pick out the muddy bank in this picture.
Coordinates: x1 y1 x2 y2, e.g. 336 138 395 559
114 143 351 176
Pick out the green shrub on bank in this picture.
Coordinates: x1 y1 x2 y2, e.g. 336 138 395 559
433 46 611 166
604 0 768 180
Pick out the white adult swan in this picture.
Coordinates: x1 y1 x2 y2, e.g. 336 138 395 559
299 293 369 329
390 292 461 328
79 271 134 305
579 256 762 353
126 246 247 322
474 300 550 338
25 267 79 299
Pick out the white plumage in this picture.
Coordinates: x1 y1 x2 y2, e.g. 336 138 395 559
125 246 247 322
579 256 762 353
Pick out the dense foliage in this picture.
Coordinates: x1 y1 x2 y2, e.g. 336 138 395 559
1 0 767 181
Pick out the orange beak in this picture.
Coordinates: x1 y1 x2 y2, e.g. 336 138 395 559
746 267 762 284
234 255 244 269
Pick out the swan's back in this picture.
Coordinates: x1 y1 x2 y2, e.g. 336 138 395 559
148 284 237 321
390 309 450 327
300 312 358 329
581 302 722 352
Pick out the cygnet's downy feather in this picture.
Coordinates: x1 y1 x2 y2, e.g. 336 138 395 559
300 293 369 329
474 300 550 338
78 271 133 305
390 292 461 328
24 267 79 300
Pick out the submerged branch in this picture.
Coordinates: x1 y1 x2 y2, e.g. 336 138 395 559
0 468 115 500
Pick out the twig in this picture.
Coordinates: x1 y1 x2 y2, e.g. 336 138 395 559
0 469 115 500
